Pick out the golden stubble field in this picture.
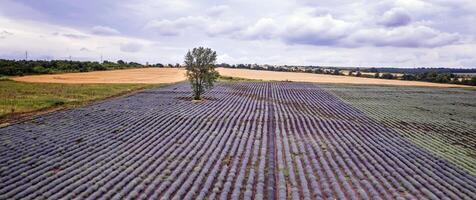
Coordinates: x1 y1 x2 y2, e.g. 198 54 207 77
217 68 473 88
12 68 187 84
12 67 473 88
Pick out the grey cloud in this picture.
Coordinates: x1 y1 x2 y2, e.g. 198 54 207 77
379 9 412 27
237 13 461 48
120 42 143 52
143 11 463 48
92 25 120 35
1 0 475 67
0 30 14 39
62 33 89 39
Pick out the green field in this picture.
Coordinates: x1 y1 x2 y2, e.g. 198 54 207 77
0 79 159 120
321 84 476 174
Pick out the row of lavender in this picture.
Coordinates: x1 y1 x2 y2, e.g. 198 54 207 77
0 82 475 199
0 83 271 199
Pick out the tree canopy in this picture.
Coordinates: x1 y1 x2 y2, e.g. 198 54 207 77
0 59 143 76
184 47 219 100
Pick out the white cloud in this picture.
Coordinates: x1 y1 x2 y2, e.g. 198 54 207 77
120 42 143 52
206 5 230 17
348 25 462 48
206 20 244 36
144 16 207 36
240 18 279 39
281 14 353 46
144 16 245 37
0 16 152 61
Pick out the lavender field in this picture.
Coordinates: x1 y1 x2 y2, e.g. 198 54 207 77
0 82 475 200
321 84 476 175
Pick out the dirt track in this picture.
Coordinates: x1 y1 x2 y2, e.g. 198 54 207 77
12 68 186 84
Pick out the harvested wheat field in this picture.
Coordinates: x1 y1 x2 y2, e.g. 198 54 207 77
217 68 473 88
12 68 186 84
13 67 474 88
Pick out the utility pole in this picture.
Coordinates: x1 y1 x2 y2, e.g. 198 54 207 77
100 53 103 63
25 51 28 60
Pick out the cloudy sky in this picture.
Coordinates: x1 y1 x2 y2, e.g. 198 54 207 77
0 0 475 68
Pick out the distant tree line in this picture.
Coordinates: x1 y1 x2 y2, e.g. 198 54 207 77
399 72 476 85
362 67 476 74
217 63 344 75
353 71 475 85
150 63 182 68
0 59 147 76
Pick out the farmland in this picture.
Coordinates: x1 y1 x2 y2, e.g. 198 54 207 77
217 68 473 88
12 68 186 84
0 79 161 120
0 82 475 199
1 68 186 121
321 84 476 175
12 67 475 88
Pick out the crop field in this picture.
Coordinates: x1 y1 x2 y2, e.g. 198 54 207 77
0 82 475 199
12 67 474 88
12 68 186 84
217 68 473 88
321 84 476 175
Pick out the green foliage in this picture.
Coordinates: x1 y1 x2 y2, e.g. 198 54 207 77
184 47 219 100
374 72 380 78
401 74 416 80
381 73 394 79
461 76 476 86
391 71 476 86
218 75 264 82
332 69 341 75
412 72 457 83
0 59 144 76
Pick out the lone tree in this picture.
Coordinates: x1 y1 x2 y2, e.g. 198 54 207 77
184 47 219 100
